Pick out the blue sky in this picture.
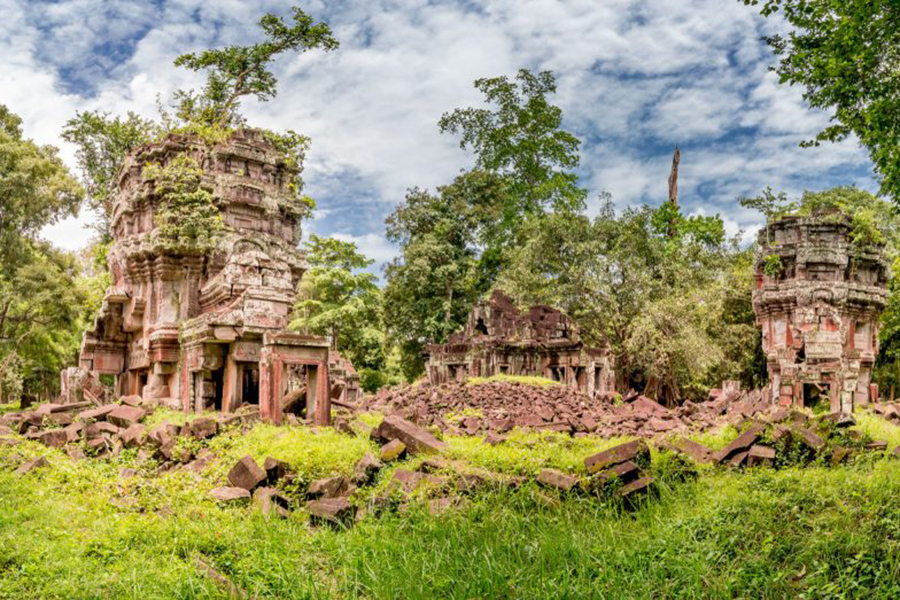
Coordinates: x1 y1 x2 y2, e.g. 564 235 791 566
0 0 877 272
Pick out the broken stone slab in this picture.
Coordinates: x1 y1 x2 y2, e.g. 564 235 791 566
728 450 750 468
767 407 792 423
866 440 888 452
832 445 851 464
353 452 382 485
584 440 650 474
119 423 146 448
388 468 445 494
0 425 12 435
483 432 506 447
253 487 290 518
794 428 826 452
747 444 776 467
118 467 138 479
46 413 73 427
210 486 251 503
427 497 456 515
66 446 85 461
76 404 117 422
372 415 446 455
63 422 83 443
263 457 290 485
227 455 267 491
14 456 48 475
616 475 653 498
536 468 579 492
28 429 68 448
85 421 120 439
107 405 145 428
630 396 670 417
820 412 856 428
190 417 218 440
712 424 766 463
308 476 352 499
148 422 178 447
667 437 714 464
307 497 355 525
379 439 407 462
592 460 640 484
120 395 143 407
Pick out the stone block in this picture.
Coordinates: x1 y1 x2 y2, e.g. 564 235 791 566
107 405 145 428
372 415 446 455
584 440 650 474
379 439 407 462
227 455 267 491
14 456 48 475
210 486 251 503
307 497 354 525
536 468 579 492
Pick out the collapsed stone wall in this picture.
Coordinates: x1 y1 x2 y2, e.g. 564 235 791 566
752 213 890 412
63 130 356 424
425 290 615 397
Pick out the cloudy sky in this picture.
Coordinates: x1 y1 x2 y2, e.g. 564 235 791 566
1 0 877 271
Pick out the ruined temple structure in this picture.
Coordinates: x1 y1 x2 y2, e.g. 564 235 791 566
425 290 615 397
61 129 358 425
752 212 891 412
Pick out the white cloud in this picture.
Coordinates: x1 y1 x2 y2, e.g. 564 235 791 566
0 0 877 262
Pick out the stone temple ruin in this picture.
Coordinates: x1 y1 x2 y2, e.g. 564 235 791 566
60 130 358 425
753 213 890 413
425 290 615 398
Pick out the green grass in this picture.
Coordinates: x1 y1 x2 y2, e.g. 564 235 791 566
4 416 900 598
466 374 560 388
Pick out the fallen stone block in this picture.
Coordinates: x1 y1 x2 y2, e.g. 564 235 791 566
253 487 290 518
832 445 851 465
263 457 290 484
712 424 766 463
379 439 407 462
118 467 138 479
372 415 446 455
27 429 68 448
584 440 650 474
427 497 456 515
0 425 12 435
747 444 776 467
616 475 653 498
308 476 352 499
210 486 251 503
353 453 382 485
537 468 579 492
307 497 355 525
728 450 750 468
483 432 507 446
120 395 143 407
190 417 218 440
76 404 117 422
794 428 826 452
866 440 888 452
107 405 145 428
85 421 120 439
148 422 178 447
227 455 267 491
631 396 669 417
66 446 85 461
593 460 640 484
820 412 855 428
14 456 48 475
668 437 714 464
119 424 146 448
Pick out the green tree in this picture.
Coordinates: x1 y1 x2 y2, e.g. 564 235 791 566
742 1 900 201
173 6 338 128
499 196 756 403
290 235 383 372
383 187 480 380
438 69 587 248
0 104 83 271
61 111 159 241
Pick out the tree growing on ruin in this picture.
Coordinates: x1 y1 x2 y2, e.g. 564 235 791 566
61 111 160 242
743 0 900 202
172 6 339 128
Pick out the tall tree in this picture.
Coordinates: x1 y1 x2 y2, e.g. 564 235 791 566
383 186 480 380
291 235 382 370
0 105 83 270
173 6 339 128
438 69 587 249
61 111 159 241
743 1 900 201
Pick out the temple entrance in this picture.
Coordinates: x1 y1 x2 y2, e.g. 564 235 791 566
241 364 259 405
803 383 828 410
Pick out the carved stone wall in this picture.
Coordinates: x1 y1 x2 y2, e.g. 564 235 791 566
425 290 615 397
64 130 354 424
752 214 890 412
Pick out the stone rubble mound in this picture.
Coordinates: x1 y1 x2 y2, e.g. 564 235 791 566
363 381 774 438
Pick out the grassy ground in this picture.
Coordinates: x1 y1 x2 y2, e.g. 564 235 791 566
1 410 900 598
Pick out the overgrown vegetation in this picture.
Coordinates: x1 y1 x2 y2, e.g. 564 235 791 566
4 415 900 598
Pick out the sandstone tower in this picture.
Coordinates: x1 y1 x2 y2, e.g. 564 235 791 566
62 130 343 424
752 212 890 412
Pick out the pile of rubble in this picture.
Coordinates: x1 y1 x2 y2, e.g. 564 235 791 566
0 396 259 467
364 380 775 438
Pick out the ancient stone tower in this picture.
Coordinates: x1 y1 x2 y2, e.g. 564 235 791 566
752 213 890 412
62 129 344 424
